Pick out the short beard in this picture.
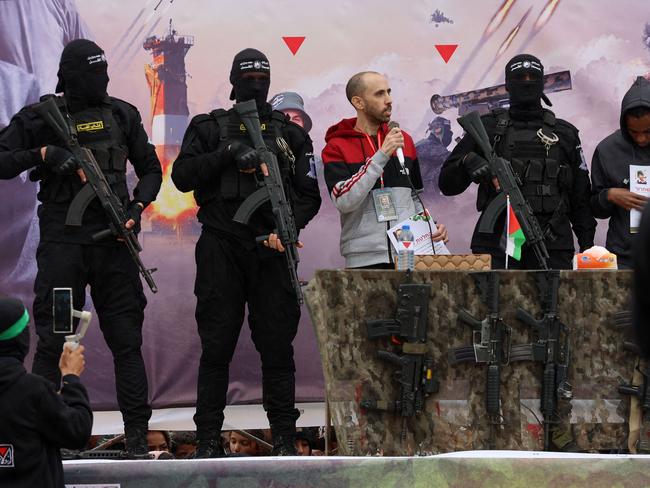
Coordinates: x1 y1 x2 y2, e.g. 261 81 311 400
367 109 390 125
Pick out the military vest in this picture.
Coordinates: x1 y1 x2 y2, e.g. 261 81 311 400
36 96 129 206
493 110 573 217
194 108 295 206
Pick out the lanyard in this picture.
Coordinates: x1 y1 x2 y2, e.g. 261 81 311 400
363 132 384 188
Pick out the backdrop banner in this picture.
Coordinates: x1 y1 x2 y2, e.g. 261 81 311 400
0 0 648 431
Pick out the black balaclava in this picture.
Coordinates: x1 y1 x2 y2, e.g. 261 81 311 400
56 39 109 106
505 54 546 119
0 297 30 363
229 48 271 109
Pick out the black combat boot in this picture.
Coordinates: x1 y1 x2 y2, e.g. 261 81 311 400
271 434 297 456
124 426 152 459
192 439 225 458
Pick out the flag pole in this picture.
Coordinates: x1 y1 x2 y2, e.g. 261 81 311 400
505 195 510 270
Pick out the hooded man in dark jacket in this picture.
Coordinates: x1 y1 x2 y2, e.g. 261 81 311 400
591 76 650 269
0 297 92 488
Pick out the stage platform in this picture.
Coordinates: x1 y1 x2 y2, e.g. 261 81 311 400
63 451 650 487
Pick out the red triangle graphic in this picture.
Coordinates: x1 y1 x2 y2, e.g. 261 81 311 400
435 44 458 63
403 241 412 249
282 36 306 55
0 447 7 457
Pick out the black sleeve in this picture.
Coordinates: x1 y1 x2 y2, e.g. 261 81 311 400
566 136 596 251
36 375 93 450
123 107 162 206
438 132 474 196
634 204 650 358
171 117 231 193
287 128 321 230
589 146 616 218
0 113 44 179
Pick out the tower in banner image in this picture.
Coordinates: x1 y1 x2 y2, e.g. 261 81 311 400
143 20 196 228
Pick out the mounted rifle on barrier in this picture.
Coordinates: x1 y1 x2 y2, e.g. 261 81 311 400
361 271 439 444
448 271 511 449
510 270 573 450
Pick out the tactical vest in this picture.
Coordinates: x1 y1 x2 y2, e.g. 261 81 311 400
194 109 295 206
37 96 129 206
493 110 573 220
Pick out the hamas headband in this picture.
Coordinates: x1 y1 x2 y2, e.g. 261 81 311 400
0 308 29 341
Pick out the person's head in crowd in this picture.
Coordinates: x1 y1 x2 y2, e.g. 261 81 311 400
147 430 171 452
0 296 31 363
313 426 338 455
622 77 650 149
295 428 314 456
228 430 262 456
346 71 392 128
270 92 313 132
171 431 197 459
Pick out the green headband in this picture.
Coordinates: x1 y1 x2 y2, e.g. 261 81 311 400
0 308 29 341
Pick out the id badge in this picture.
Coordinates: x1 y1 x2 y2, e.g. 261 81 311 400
372 188 398 222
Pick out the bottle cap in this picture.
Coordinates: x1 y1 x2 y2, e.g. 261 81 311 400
402 225 410 230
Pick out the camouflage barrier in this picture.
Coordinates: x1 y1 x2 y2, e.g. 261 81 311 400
304 269 635 456
63 452 650 487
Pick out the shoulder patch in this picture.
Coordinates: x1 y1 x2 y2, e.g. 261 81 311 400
0 444 15 468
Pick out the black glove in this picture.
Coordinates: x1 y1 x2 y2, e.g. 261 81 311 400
127 202 144 227
463 152 491 184
229 141 261 171
43 145 80 175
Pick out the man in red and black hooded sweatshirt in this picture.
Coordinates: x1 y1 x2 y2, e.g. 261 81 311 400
322 71 447 268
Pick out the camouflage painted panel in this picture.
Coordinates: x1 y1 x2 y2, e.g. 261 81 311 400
304 270 634 455
63 454 650 487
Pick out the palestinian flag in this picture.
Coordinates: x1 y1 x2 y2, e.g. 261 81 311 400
506 198 526 261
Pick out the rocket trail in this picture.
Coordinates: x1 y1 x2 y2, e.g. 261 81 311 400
517 0 561 53
442 0 517 94
114 0 176 71
118 17 164 71
109 0 157 60
474 7 532 89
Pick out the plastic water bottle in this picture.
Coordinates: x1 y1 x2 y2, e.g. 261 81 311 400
397 224 415 271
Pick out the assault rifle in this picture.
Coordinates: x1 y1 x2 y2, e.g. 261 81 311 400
457 111 550 270
448 271 511 449
619 345 650 453
232 100 303 304
510 270 572 450
33 97 158 293
615 310 650 453
360 272 439 442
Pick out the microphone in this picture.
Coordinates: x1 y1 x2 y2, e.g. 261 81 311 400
388 121 407 174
